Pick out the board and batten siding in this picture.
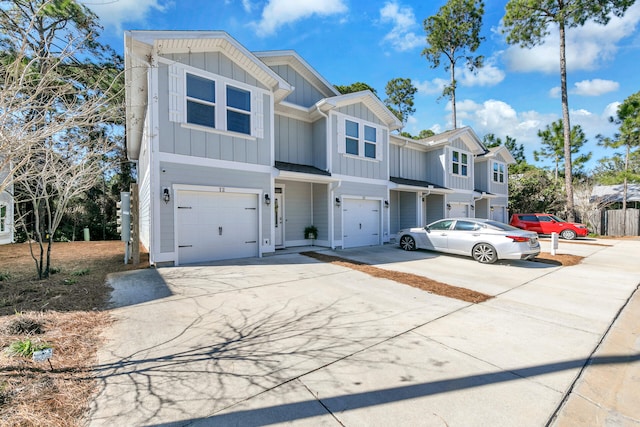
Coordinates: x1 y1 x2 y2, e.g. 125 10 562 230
490 172 509 195
270 64 325 108
400 148 428 182
389 144 400 177
335 104 384 125
447 140 474 191
399 192 418 229
312 183 328 241
424 150 446 186
474 161 489 192
274 115 314 166
312 119 327 171
158 162 271 253
156 55 272 166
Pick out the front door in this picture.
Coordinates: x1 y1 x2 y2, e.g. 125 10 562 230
274 187 284 248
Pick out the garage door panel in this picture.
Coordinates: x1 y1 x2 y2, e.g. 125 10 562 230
177 191 258 264
343 199 380 248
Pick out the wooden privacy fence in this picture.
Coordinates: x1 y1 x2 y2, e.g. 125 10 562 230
601 208 640 236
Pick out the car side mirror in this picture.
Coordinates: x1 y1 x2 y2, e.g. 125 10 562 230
424 226 430 232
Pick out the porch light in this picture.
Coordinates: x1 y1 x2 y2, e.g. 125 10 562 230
384 200 389 208
163 188 170 204
446 203 451 210
470 205 475 211
335 197 341 207
491 206 495 212
264 194 271 205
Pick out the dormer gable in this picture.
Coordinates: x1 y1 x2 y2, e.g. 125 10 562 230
416 126 486 155
477 146 516 165
317 91 402 131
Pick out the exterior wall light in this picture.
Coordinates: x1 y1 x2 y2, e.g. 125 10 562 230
264 194 271 205
163 188 170 204
446 203 451 210
335 197 341 207
384 200 389 208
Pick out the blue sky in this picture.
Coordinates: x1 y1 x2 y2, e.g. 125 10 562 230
84 0 640 171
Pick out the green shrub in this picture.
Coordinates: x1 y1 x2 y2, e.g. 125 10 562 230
5 339 51 358
70 268 90 276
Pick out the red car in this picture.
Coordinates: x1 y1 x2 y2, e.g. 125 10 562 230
510 213 589 240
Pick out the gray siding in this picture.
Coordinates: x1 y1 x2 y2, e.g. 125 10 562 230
447 144 474 191
156 56 272 166
475 161 489 191
270 64 325 108
401 148 428 181
163 52 264 88
336 103 383 125
158 162 271 253
312 183 328 241
275 115 313 166
389 144 400 177
312 119 327 171
138 123 152 251
389 191 400 236
425 150 445 186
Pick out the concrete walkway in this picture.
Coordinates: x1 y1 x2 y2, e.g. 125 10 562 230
88 238 640 426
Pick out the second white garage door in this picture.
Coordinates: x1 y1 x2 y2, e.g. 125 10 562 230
343 199 380 248
176 190 258 264
449 203 469 218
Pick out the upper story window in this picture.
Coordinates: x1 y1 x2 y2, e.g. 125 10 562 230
169 63 264 139
451 150 468 176
338 114 383 161
0 205 6 233
345 120 359 155
493 161 505 183
364 125 376 159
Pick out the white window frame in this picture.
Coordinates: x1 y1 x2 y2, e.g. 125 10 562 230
0 204 6 233
492 161 505 183
451 149 469 177
168 63 264 139
336 113 383 161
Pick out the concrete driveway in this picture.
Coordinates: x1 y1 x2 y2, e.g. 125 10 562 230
88 238 640 426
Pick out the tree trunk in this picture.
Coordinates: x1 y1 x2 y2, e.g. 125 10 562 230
559 22 575 221
622 144 629 235
451 60 457 129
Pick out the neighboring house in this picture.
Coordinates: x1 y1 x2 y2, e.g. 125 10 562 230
124 31 514 266
591 184 640 208
0 166 14 245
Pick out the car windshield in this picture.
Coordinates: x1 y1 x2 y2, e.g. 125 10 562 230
550 215 565 222
485 220 521 231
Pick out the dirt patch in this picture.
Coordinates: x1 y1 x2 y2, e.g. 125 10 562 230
0 241 148 426
535 252 584 267
302 251 492 304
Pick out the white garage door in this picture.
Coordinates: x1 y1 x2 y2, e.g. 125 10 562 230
343 199 380 248
449 203 468 218
176 190 258 264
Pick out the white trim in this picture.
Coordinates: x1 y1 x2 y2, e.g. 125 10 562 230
150 55 161 264
330 174 389 186
157 152 273 174
335 112 386 162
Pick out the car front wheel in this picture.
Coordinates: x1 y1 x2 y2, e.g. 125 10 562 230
472 243 498 264
400 235 416 251
560 229 577 240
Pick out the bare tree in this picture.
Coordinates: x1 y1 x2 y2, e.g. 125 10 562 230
1 0 123 278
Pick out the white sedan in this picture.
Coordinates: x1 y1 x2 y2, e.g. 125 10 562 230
398 218 540 264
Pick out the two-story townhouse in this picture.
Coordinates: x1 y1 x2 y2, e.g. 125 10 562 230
390 127 498 241
474 145 515 223
125 31 401 266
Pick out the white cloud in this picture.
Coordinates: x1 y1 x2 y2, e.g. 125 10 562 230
503 2 640 73
379 2 423 51
252 0 347 37
414 78 448 95
549 86 561 98
459 62 505 87
571 79 620 96
603 101 621 119
82 0 169 31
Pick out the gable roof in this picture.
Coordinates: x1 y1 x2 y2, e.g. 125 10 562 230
124 30 293 160
416 126 486 155
477 146 516 165
316 91 403 130
254 50 340 99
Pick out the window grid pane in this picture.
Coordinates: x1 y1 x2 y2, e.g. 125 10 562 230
187 74 215 103
365 143 376 158
227 86 251 111
346 120 358 138
227 110 251 134
364 125 376 142
187 101 215 128
346 138 358 155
